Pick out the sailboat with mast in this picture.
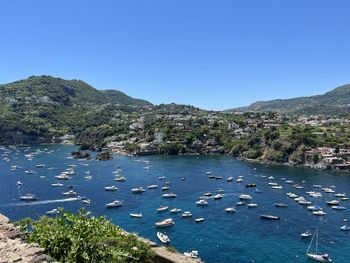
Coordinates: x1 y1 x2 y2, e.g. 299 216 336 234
306 227 332 262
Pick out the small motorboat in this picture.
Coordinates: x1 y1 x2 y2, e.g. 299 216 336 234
225 207 236 213
16 181 23 186
161 186 170 191
36 164 45 168
247 203 257 208
20 194 38 201
239 194 252 200
326 200 339 206
332 206 346 210
275 203 288 208
155 218 174 227
313 211 327 216
162 193 177 198
227 176 234 181
236 201 245 206
51 183 63 187
157 206 169 212
82 199 91 205
301 231 312 238
147 184 159 189
217 188 225 193
195 218 205 223
334 193 346 197
215 176 223 180
213 194 223 200
285 180 294 184
246 183 256 188
170 208 182 213
105 186 118 191
55 174 70 180
131 187 145 194
182 211 192 218
157 232 170 244
236 177 244 182
272 185 283 189
106 200 123 208
62 190 77 196
203 192 212 197
340 225 350 231
130 213 143 218
196 199 208 206
115 177 127 182
158 176 165 180
46 208 60 215
260 214 279 220
313 184 322 188
184 250 199 258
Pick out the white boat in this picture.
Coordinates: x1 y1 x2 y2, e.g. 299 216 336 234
16 181 23 186
268 176 274 180
162 193 177 198
275 203 288 208
225 207 236 213
239 194 252 200
82 199 91 205
55 173 71 180
131 187 145 193
236 177 244 182
170 208 182 213
227 176 234 181
196 199 208 206
157 206 169 212
158 176 165 180
25 170 37 174
236 201 245 206
268 182 278 186
260 215 279 220
312 211 327 216
161 186 170 191
213 194 223 200
332 205 346 210
84 175 93 180
182 211 192 218
301 231 312 238
285 180 294 184
334 193 346 197
203 192 212 197
313 185 322 188
130 213 143 218
184 250 199 258
306 227 332 262
115 177 127 182
51 183 64 187
326 200 339 206
20 194 38 201
62 190 77 196
157 232 170 244
195 218 205 223
147 184 159 189
36 164 45 168
218 188 225 193
46 208 60 215
206 172 211 175
272 185 283 189
340 225 350 231
106 200 123 208
105 186 118 191
247 203 257 208
155 218 174 227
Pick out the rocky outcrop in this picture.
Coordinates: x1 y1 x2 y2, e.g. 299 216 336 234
71 151 91 159
96 151 113 160
0 214 53 263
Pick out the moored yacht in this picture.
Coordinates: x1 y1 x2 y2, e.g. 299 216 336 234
106 200 123 208
155 218 174 227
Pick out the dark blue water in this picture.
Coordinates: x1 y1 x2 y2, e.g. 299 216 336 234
0 145 349 263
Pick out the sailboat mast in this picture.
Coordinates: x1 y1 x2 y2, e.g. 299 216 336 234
315 227 319 254
306 228 316 254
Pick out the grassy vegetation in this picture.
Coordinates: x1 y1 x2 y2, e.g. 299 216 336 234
16 209 155 263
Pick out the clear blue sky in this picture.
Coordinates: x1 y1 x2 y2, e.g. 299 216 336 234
1 0 350 110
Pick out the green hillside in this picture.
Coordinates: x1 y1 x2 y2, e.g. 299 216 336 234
230 84 350 115
0 76 152 145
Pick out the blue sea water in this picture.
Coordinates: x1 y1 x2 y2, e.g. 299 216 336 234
0 144 349 263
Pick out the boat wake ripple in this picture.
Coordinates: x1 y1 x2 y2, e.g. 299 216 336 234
1 198 79 207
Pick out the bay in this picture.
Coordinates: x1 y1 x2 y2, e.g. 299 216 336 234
0 144 349 263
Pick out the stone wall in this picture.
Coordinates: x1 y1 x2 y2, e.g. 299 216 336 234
0 214 52 263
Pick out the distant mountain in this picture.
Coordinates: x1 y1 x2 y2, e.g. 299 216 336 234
0 75 152 107
228 84 350 115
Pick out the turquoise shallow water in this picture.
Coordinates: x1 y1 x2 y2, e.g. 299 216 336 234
0 145 349 263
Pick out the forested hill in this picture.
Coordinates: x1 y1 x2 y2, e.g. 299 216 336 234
0 76 152 145
229 84 350 115
0 75 152 107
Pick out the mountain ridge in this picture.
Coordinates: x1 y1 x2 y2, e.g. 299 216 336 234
0 75 153 107
228 84 350 115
